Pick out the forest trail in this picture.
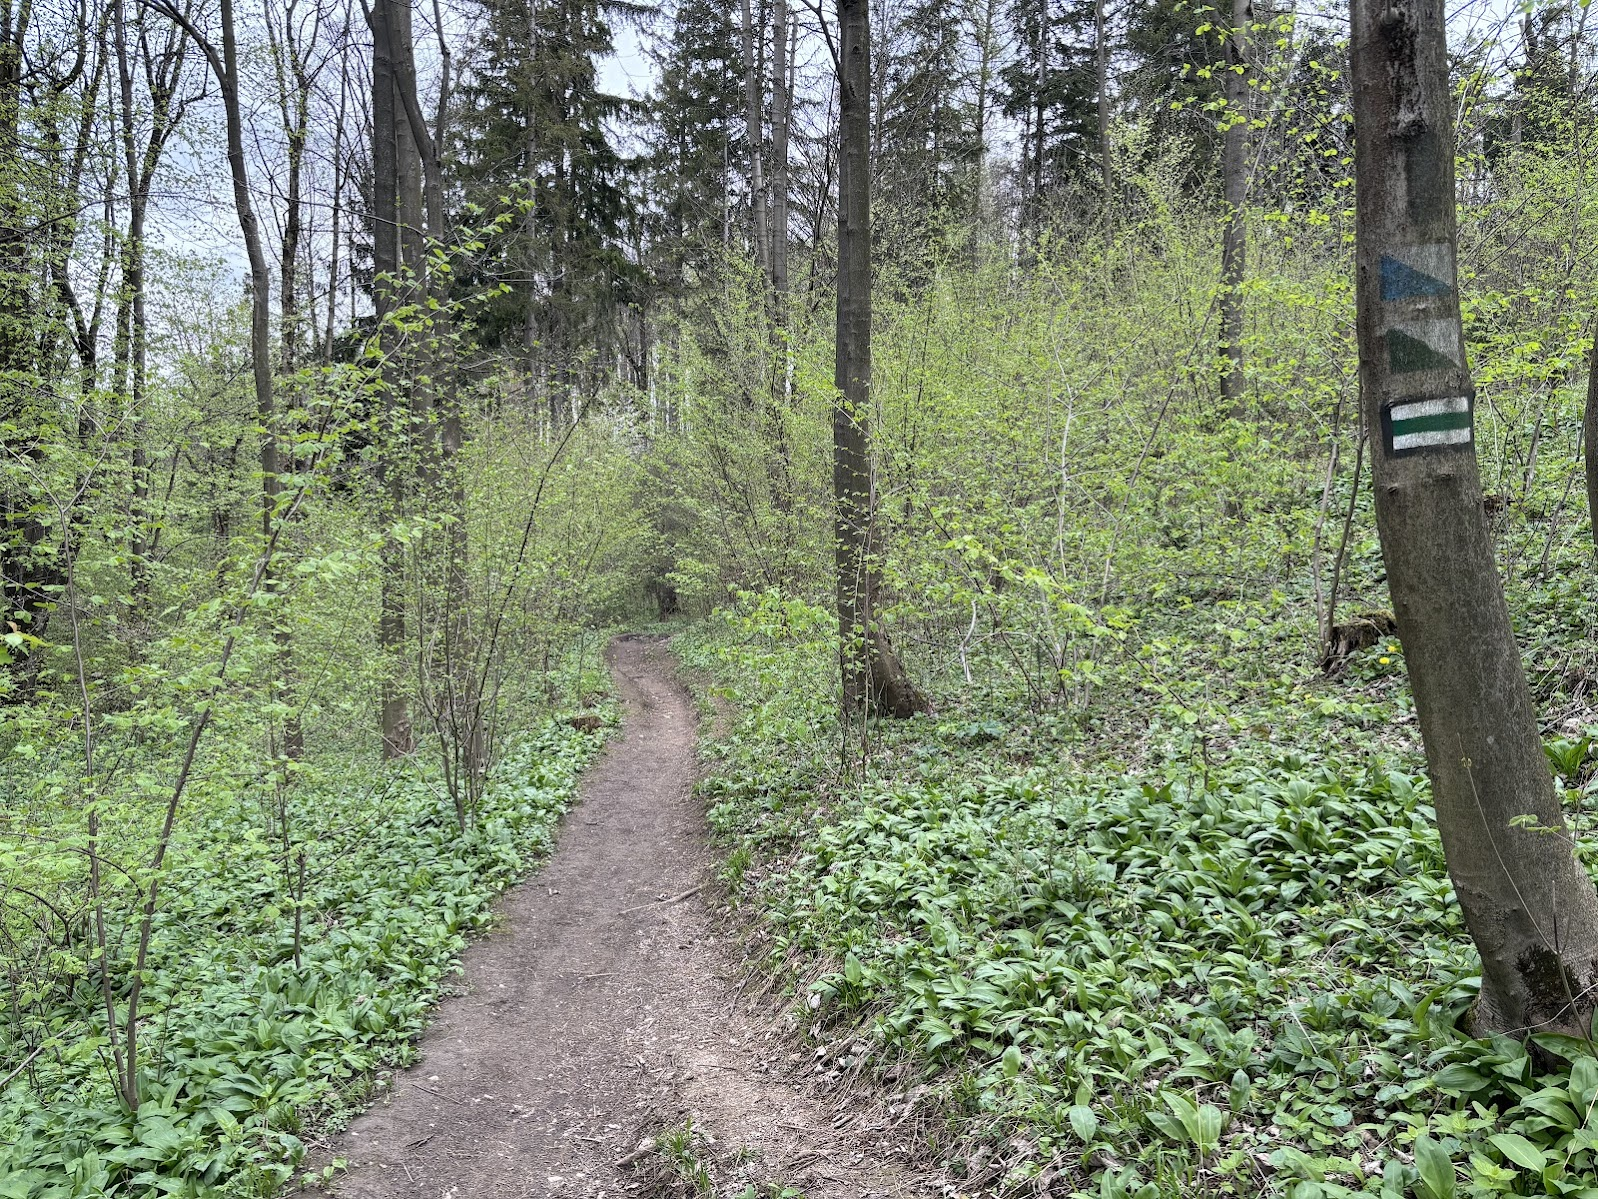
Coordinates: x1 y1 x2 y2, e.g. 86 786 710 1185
325 636 932 1199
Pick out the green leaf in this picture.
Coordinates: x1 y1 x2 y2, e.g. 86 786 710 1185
1160 1092 1221 1152
1146 1109 1185 1142
843 953 863 986
1487 1132 1548 1172
1413 1136 1457 1199
1228 1068 1251 1112
1193 1103 1223 1153
1001 1044 1022 1079
1067 1105 1097 1142
1572 1057 1598 1104
1163 1091 1199 1137
1432 1063 1489 1094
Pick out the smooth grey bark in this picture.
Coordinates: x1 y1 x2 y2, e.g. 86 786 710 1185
1218 0 1249 409
266 0 313 375
218 0 276 541
1352 0 1598 1039
833 0 924 719
393 0 425 298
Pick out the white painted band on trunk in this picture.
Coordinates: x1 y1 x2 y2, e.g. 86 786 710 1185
1392 427 1472 451
1390 396 1470 421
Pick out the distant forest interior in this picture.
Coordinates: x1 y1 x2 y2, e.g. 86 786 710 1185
8 0 1598 1194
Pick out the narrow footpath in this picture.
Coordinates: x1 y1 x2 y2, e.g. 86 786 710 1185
327 636 932 1199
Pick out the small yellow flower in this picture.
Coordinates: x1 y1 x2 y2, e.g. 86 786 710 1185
1386 644 1398 652
1379 656 1391 665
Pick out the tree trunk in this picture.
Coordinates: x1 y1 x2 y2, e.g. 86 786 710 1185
210 0 277 547
1585 327 1598 553
740 0 766 273
833 0 924 720
1030 0 1045 237
1095 0 1110 199
1352 0 1598 1039
268 0 312 761
394 3 426 301
136 0 278 1101
970 0 998 256
325 49 348 359
370 0 412 758
0 0 67 649
114 4 189 598
1219 0 1249 410
769 0 789 307
393 0 480 791
113 0 148 595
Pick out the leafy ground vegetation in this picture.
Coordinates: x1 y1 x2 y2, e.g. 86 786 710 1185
663 188 1598 1195
0 338 634 1196
0 714 608 1197
9 0 1598 1189
678 579 1598 1199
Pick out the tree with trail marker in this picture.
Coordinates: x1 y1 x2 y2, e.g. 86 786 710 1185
1352 0 1598 1038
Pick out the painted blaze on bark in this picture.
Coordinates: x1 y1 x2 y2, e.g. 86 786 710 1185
1352 0 1598 1037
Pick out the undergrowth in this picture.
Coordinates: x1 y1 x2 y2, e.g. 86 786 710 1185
675 586 1598 1199
0 715 609 1197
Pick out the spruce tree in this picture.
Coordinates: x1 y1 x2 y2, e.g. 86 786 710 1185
454 0 640 414
1000 0 1101 231
647 0 744 291
876 0 982 264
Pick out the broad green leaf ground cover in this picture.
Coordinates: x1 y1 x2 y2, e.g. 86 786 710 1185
0 717 607 1198
675 582 1598 1199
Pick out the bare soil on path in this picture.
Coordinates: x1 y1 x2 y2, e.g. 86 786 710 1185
324 635 935 1199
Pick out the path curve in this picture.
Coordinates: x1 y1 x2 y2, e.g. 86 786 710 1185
326 635 929 1199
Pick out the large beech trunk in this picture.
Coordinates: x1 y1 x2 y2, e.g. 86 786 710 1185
1352 0 1598 1038
833 0 923 720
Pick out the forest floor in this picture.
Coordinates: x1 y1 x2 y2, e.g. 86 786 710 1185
318 635 938 1199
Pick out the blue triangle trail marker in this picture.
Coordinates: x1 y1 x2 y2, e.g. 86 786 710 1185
1381 253 1452 301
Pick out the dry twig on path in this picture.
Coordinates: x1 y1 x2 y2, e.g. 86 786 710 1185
617 882 709 915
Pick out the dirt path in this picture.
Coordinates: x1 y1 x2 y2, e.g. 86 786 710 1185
326 636 934 1199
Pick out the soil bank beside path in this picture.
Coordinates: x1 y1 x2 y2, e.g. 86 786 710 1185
323 635 936 1199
